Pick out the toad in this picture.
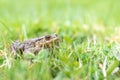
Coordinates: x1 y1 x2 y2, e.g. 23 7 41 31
10 33 59 57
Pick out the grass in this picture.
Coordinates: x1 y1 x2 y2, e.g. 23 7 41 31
0 0 120 80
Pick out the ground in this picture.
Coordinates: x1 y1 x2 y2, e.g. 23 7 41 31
0 0 120 80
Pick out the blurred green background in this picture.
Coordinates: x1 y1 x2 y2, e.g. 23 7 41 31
0 0 120 23
0 0 120 45
0 0 120 80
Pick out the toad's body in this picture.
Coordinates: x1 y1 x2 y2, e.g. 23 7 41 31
10 33 59 56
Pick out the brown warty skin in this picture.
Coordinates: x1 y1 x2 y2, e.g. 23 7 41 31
10 33 59 57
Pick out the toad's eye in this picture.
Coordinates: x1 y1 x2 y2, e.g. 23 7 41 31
45 35 51 40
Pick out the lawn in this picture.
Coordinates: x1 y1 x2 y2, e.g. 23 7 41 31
0 0 120 80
